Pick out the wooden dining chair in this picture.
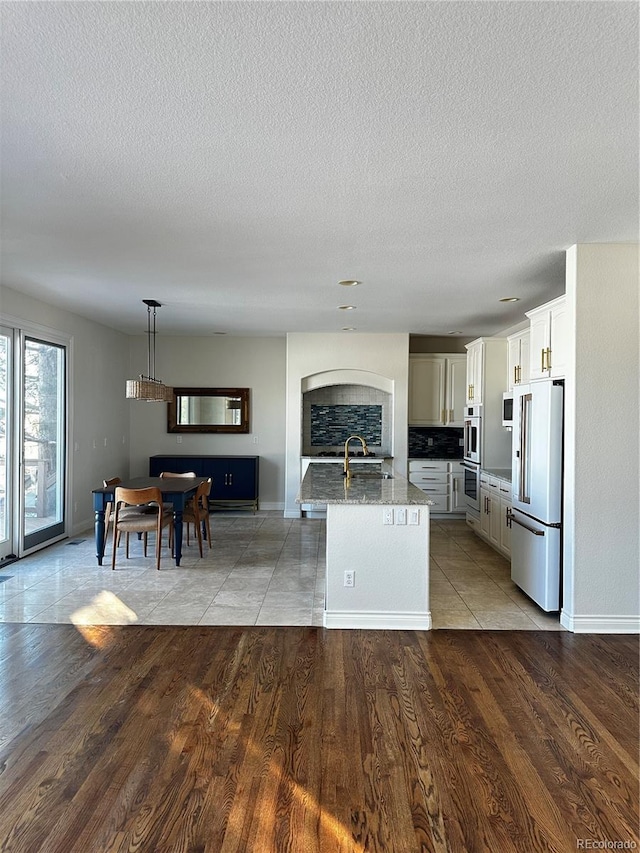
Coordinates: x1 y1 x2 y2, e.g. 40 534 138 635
111 486 174 570
181 478 212 557
103 477 150 548
159 471 196 478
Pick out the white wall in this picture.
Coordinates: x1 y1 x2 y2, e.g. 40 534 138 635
285 333 410 516
127 335 286 509
563 243 640 631
0 285 130 535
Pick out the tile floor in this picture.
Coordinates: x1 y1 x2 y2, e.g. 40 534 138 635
0 513 561 629
429 518 562 630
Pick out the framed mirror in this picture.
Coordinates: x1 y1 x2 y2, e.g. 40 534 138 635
168 387 250 433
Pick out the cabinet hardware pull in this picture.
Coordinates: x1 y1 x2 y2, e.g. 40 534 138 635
546 347 551 370
541 348 546 371
449 409 454 421
442 409 446 423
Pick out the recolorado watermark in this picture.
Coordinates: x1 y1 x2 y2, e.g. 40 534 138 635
576 842 637 850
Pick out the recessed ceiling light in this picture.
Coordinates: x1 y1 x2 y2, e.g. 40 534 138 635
213 331 227 335
499 297 520 303
448 331 462 335
339 279 361 287
338 305 356 310
342 327 356 332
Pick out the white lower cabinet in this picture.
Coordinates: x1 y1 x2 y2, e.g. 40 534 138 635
408 459 466 515
478 472 512 557
450 462 465 513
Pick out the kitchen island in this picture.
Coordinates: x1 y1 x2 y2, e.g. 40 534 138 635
298 463 434 629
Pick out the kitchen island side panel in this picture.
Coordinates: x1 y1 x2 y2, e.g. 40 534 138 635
324 503 430 628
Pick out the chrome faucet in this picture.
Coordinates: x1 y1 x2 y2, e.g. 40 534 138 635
343 434 369 481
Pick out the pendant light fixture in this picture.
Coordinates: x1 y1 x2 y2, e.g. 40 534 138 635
125 299 172 402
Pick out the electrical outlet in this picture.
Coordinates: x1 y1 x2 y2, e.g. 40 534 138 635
383 508 394 525
344 570 355 587
427 437 434 446
409 508 420 525
395 507 407 525
176 435 183 444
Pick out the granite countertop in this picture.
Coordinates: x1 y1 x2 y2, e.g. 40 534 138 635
297 462 434 506
482 467 512 483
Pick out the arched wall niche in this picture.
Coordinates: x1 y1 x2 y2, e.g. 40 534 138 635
301 370 394 456
301 369 393 394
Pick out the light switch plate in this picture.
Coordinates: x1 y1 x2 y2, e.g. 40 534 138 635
395 507 407 525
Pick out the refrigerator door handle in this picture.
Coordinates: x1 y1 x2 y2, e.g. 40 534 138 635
507 509 544 536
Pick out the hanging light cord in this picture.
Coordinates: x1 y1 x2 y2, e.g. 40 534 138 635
143 298 161 382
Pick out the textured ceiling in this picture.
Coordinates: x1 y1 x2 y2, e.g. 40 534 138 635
1 1 638 336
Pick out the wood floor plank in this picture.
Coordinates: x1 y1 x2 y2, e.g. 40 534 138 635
0 625 637 853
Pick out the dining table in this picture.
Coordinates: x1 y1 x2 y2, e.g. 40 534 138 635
92 476 207 566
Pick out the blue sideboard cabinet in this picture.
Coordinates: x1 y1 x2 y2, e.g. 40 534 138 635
149 455 259 511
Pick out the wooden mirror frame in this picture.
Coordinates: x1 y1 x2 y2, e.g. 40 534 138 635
168 387 250 434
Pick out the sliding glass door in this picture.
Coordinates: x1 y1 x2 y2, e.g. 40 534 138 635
21 336 67 551
0 328 13 560
0 324 68 560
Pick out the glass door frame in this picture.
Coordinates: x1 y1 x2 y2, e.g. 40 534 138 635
20 333 68 553
0 326 15 562
1 315 71 559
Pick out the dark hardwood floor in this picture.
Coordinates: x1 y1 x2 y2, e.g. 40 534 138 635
0 624 637 852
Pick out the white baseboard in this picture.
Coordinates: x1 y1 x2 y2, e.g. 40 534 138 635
561 611 640 633
284 509 302 518
323 610 432 630
257 501 284 511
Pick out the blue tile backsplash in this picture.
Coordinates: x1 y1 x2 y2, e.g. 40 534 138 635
408 426 464 459
310 405 382 446
302 384 391 454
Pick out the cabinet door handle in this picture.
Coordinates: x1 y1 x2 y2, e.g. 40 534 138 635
514 365 518 385
449 409 454 421
541 348 546 371
546 347 551 370
442 409 446 423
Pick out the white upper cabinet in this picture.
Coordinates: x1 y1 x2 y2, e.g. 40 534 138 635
507 329 530 389
409 354 466 426
465 338 508 406
445 356 467 425
527 296 567 380
465 340 484 404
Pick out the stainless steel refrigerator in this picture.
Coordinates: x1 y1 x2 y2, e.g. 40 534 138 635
510 380 563 611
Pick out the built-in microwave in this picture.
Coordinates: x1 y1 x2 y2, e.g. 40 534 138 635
502 392 514 428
